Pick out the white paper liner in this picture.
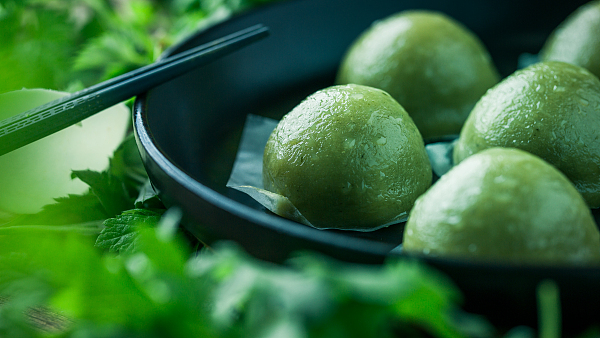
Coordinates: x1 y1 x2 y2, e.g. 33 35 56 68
226 114 455 232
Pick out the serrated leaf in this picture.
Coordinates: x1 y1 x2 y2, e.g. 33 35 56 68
109 134 148 193
71 170 133 218
135 180 164 210
73 32 148 73
5 192 108 226
95 209 164 253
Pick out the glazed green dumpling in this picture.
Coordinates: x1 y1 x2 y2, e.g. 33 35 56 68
336 10 500 140
540 1 600 79
403 148 600 266
454 61 600 208
263 84 432 231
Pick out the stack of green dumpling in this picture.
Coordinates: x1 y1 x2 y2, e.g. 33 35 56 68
404 1 600 265
262 9 501 231
453 61 600 208
261 4 600 265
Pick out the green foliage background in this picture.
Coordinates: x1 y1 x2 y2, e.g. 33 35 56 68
0 0 274 94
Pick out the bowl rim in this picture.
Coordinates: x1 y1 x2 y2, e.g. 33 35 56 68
131 1 600 328
132 0 600 270
132 91 405 262
133 75 600 273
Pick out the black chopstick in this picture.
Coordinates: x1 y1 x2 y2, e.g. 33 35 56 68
0 24 269 157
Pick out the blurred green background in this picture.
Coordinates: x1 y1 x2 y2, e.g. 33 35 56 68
0 0 275 94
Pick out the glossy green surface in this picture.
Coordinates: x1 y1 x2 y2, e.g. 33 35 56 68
404 148 600 266
454 61 600 208
540 1 600 79
263 84 432 230
336 10 500 140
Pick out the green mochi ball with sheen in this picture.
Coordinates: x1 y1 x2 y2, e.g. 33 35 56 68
540 1 600 79
404 147 600 266
336 10 500 140
263 84 432 231
454 61 600 208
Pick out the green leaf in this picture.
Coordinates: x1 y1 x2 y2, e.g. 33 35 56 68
0 224 491 338
135 181 164 209
109 134 148 193
297 256 469 338
0 133 148 231
95 208 165 254
68 134 148 218
0 223 215 337
72 0 169 81
187 243 485 338
71 169 132 218
5 192 108 226
73 31 150 79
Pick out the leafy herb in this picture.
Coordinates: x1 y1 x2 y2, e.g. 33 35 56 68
0 0 272 94
1 221 490 338
2 133 148 228
189 243 488 338
135 180 164 209
95 208 165 253
71 169 133 218
0 222 210 338
5 193 107 227
107 133 148 192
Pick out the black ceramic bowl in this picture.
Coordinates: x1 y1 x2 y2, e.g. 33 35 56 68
134 0 599 331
